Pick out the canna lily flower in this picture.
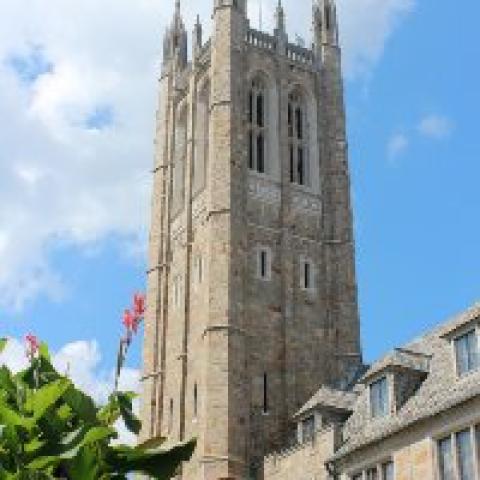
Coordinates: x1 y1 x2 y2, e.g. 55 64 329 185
133 292 146 319
123 309 136 333
25 333 40 359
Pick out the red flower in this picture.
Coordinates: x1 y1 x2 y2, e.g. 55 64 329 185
133 292 146 319
123 309 136 333
25 334 40 358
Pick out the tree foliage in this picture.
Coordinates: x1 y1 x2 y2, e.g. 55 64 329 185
0 339 195 479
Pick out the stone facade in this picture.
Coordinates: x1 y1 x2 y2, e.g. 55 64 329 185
140 0 361 479
263 305 480 480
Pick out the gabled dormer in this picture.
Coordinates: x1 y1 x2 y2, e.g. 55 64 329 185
360 348 431 418
441 314 479 378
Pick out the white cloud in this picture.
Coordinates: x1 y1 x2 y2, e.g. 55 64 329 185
418 114 453 139
387 132 409 161
0 0 414 310
0 337 140 444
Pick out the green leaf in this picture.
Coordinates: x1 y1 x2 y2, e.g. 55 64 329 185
0 339 7 355
107 439 196 477
67 445 100 480
116 392 141 435
26 379 71 421
62 385 97 423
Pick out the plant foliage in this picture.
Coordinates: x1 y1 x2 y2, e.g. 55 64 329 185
0 339 195 479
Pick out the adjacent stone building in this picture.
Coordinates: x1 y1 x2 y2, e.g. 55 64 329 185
140 1 480 479
264 304 480 480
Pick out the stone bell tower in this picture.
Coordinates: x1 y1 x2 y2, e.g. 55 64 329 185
140 0 362 478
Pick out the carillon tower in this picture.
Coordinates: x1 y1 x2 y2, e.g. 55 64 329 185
141 0 362 478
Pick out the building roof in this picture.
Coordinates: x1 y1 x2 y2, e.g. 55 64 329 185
330 302 480 462
294 386 358 419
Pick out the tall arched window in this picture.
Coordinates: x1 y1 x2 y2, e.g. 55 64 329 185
288 91 310 186
248 77 267 174
193 82 210 194
172 104 187 214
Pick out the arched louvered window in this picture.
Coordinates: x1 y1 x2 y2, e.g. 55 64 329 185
173 104 187 214
193 82 210 194
288 91 310 186
248 77 267 174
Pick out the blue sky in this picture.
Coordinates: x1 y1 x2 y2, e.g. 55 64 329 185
0 0 479 401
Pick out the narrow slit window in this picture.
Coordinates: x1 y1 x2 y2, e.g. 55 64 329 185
168 398 174 433
193 383 198 418
260 250 268 279
263 373 268 414
303 261 312 290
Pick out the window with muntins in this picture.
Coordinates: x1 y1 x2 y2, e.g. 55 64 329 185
454 329 479 376
382 461 394 480
437 426 480 480
288 92 309 187
370 376 389 418
248 78 267 174
366 467 378 480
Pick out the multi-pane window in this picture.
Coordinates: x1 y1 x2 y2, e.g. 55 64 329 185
370 376 389 418
257 247 271 281
353 462 394 480
248 78 267 174
438 426 480 480
366 467 378 480
457 429 475 480
302 416 315 443
454 329 479 376
438 436 455 480
288 92 309 186
382 461 394 480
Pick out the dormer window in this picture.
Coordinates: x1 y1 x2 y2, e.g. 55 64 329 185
454 329 479 376
302 415 315 443
370 376 389 418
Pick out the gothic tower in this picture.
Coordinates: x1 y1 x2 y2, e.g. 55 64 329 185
140 0 362 478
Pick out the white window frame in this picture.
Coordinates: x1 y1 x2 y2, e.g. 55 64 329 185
350 459 394 480
369 375 390 419
452 325 479 378
435 424 480 480
256 246 272 281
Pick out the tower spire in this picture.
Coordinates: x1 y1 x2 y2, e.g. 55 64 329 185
162 0 188 71
275 0 286 34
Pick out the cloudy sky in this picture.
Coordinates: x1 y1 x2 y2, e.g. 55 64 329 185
0 0 479 426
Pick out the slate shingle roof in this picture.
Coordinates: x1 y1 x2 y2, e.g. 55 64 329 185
330 302 480 461
294 386 358 418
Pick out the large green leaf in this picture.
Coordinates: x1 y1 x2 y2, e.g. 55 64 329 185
107 439 196 477
26 379 71 421
62 385 97 423
116 392 141 435
67 445 100 480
